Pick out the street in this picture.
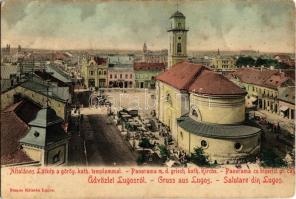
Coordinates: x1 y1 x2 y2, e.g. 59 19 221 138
80 108 137 166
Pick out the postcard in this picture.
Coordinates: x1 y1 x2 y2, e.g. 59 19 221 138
1 0 295 198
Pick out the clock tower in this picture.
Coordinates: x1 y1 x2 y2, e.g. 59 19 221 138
167 10 188 69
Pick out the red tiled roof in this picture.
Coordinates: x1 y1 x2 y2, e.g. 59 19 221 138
231 68 293 89
1 99 40 165
156 62 203 90
134 62 166 71
156 61 246 95
189 70 247 95
94 57 107 65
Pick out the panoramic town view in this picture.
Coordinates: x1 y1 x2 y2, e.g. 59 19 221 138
1 1 295 169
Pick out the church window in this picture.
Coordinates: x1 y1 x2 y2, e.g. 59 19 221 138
234 143 242 151
166 94 172 104
192 109 198 117
34 131 40 137
201 140 208 148
178 23 181 28
177 43 182 53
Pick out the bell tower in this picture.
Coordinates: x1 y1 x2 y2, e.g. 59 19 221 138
167 10 188 69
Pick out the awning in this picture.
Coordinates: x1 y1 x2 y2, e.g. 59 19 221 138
280 106 289 111
250 97 258 102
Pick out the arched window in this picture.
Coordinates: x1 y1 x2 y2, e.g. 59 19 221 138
166 94 172 104
192 109 198 117
177 43 182 53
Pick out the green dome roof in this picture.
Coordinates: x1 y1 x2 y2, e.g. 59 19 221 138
170 11 185 19
29 106 63 127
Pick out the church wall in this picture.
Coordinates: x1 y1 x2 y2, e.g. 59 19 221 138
157 81 189 139
177 126 261 164
190 94 245 124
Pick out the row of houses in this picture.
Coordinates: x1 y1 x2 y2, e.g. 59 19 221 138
81 55 166 89
227 67 295 120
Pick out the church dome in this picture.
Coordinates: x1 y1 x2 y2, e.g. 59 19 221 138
29 106 63 127
170 11 185 19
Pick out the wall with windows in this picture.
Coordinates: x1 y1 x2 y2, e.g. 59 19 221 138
156 81 189 139
176 127 261 164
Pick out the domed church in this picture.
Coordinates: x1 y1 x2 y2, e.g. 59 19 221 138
155 11 261 164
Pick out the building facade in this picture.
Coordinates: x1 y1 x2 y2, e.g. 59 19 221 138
167 11 188 69
229 68 294 115
278 87 295 120
134 62 165 89
81 56 108 88
210 56 236 71
107 55 135 88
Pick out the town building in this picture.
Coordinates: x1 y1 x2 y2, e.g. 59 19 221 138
1 77 70 121
278 87 295 120
107 55 135 88
210 50 236 71
167 11 188 69
155 61 261 164
81 56 108 88
1 63 21 91
141 43 168 65
134 62 165 89
228 68 294 114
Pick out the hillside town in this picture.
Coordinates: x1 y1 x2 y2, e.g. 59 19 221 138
1 9 295 168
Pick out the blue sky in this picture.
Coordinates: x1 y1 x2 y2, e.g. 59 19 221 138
1 0 295 52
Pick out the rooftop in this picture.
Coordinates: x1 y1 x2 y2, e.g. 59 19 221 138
170 11 185 19
1 99 41 165
156 61 246 95
134 62 166 71
177 116 261 139
231 68 294 89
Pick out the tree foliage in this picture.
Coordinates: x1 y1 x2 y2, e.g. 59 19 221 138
236 56 255 67
190 147 210 166
261 149 287 167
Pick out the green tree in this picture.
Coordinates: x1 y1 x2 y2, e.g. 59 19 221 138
261 149 287 167
190 147 210 166
236 56 255 67
158 145 169 158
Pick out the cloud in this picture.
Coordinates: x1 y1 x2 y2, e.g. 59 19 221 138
1 0 294 52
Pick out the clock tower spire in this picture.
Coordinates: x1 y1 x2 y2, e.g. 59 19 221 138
167 10 188 68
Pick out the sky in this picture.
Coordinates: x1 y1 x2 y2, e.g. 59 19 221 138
1 0 295 53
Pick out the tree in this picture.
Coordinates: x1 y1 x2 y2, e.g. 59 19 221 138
190 147 210 166
236 56 255 67
261 149 287 167
158 145 169 158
